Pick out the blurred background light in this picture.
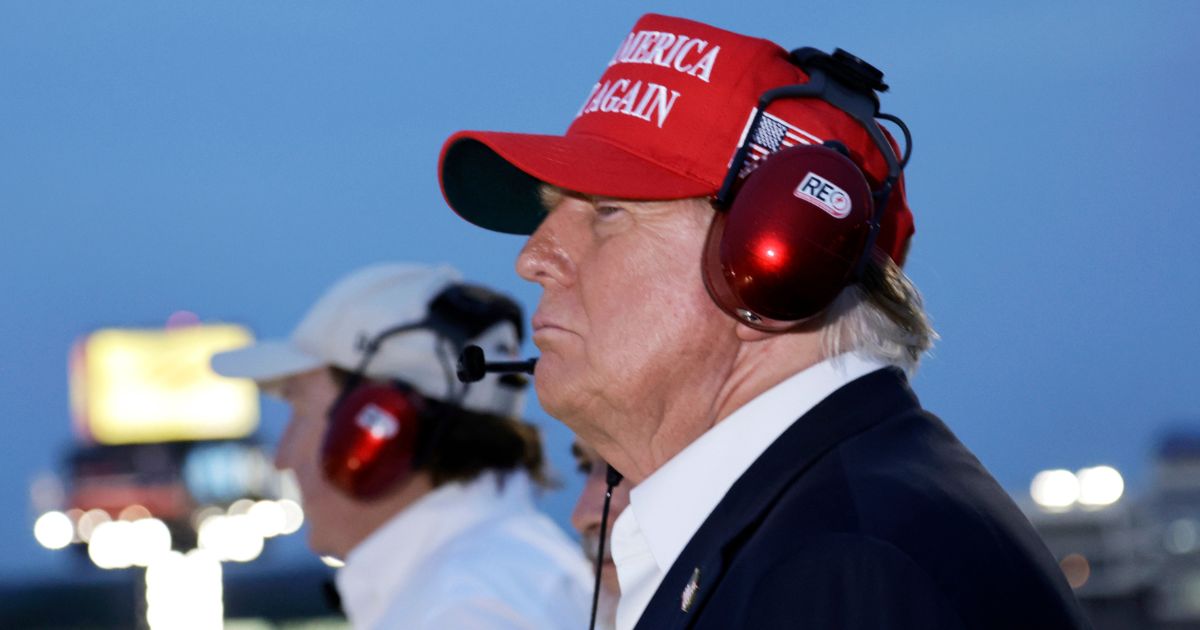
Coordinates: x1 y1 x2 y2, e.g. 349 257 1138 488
85 518 172 569
76 508 111 543
145 549 223 630
1031 469 1080 510
277 498 304 536
128 518 172 567
247 500 286 538
70 325 258 445
1076 465 1124 507
88 521 133 569
33 511 73 550
118 504 152 521
226 498 254 517
1166 519 1200 555
1060 553 1091 589
198 514 263 563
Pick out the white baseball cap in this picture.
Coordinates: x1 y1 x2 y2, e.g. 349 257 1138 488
211 263 526 418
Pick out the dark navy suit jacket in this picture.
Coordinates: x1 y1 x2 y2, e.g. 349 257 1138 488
633 368 1091 629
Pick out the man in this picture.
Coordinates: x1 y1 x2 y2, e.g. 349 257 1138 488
436 13 1090 630
570 439 632 630
211 263 592 630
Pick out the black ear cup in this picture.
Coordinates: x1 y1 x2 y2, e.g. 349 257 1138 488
702 144 874 330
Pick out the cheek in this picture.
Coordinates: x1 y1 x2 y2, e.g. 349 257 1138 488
586 240 716 363
286 414 332 493
297 418 328 466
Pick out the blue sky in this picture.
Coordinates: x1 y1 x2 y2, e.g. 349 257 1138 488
1 2 1197 578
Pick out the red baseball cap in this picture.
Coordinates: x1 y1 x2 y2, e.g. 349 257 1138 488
438 13 913 264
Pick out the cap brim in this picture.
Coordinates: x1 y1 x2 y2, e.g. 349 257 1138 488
439 131 715 235
210 340 324 384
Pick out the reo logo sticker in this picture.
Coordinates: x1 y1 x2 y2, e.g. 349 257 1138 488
356 403 400 440
794 172 851 218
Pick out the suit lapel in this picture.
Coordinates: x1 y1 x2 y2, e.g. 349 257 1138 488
633 368 918 630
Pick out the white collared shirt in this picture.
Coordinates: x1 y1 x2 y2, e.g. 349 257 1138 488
611 353 888 630
336 471 593 630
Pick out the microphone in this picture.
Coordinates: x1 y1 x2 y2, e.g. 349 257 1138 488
605 463 623 488
456 344 538 383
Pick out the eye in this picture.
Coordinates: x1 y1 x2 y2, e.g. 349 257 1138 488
594 203 625 219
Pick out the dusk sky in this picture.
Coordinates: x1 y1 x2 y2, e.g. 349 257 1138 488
2 2 1197 579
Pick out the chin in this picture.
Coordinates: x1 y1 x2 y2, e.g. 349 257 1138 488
532 367 575 417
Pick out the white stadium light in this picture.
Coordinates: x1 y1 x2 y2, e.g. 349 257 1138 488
145 549 223 630
34 511 74 550
226 498 255 517
1030 469 1080 510
247 500 287 538
128 518 173 567
277 498 304 536
1076 465 1124 507
198 514 263 563
86 517 174 569
88 521 134 569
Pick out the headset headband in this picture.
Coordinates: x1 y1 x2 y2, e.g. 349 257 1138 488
715 48 912 279
334 283 522 410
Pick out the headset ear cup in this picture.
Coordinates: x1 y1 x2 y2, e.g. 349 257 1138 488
702 145 874 330
322 383 424 499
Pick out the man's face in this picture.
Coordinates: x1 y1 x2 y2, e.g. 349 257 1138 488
571 440 631 597
275 367 360 558
516 193 739 459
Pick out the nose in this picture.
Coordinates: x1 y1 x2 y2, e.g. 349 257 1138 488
571 470 608 536
516 205 577 288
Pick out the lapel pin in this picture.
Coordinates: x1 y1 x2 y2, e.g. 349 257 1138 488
680 567 701 612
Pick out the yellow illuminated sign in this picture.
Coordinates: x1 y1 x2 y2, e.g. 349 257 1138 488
71 324 259 444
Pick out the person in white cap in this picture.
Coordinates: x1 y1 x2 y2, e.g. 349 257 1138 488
212 263 592 630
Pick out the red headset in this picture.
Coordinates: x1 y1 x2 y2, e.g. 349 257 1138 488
320 284 524 500
702 48 911 332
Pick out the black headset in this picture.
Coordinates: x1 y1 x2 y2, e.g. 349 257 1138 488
321 283 525 500
701 47 912 331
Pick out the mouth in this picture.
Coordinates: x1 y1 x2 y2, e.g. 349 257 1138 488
531 312 571 335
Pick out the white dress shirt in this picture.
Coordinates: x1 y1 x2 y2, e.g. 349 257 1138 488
611 353 888 630
336 470 593 630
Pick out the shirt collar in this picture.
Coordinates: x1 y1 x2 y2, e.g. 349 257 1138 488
335 470 534 629
623 353 887 575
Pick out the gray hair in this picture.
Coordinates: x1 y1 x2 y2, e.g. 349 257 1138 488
820 254 937 373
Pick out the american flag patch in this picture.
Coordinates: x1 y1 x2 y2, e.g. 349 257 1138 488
733 109 823 177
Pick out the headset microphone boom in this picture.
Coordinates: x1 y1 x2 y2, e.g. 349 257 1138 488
456 344 621 630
